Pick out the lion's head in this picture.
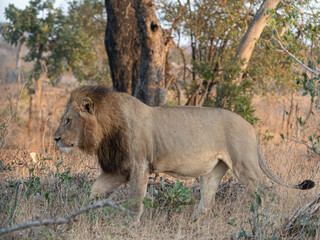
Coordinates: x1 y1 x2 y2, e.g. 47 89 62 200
54 86 110 153
54 101 84 152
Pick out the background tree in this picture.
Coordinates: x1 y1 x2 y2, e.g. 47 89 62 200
235 0 280 75
2 0 57 116
104 0 140 95
105 0 176 106
158 0 319 124
49 0 109 84
159 0 267 122
1 0 110 106
134 0 174 106
2 0 319 116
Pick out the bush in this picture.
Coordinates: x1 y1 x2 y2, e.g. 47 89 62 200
143 179 195 211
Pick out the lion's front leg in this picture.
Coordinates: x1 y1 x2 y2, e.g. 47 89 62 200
91 172 127 197
128 161 149 221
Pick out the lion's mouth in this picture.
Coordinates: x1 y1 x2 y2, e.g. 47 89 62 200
57 141 74 152
60 147 72 153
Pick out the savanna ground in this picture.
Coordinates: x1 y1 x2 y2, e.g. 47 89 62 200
0 43 320 240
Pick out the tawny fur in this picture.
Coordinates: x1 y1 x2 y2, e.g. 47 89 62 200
54 85 314 221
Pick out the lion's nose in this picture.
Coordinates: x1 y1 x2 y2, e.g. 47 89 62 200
54 136 61 142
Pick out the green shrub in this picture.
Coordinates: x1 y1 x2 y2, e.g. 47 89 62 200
143 179 195 211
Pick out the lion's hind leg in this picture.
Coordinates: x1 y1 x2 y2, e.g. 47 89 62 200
231 156 269 208
232 158 262 193
192 160 229 219
91 172 127 197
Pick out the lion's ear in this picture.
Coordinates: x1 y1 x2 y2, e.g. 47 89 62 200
80 97 94 115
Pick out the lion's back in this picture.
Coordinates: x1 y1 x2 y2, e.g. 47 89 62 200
149 106 255 154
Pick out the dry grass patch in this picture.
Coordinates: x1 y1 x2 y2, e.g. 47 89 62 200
0 84 319 239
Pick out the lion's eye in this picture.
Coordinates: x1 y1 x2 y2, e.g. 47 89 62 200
65 118 71 126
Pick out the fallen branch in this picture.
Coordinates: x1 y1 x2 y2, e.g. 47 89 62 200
282 192 320 234
0 198 136 236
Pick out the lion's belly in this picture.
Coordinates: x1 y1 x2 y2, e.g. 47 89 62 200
153 151 226 178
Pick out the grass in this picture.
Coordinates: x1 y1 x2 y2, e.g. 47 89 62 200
0 82 319 239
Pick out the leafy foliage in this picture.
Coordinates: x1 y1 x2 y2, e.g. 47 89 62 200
195 59 259 124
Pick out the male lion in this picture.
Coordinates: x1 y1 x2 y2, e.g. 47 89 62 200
54 86 315 220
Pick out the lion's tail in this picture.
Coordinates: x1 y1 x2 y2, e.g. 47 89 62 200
257 140 315 190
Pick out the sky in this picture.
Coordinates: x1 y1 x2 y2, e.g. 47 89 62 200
0 0 67 22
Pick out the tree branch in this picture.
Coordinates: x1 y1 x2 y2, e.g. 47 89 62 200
284 137 320 157
176 46 187 83
168 0 183 36
0 198 136 236
272 36 320 76
235 0 280 71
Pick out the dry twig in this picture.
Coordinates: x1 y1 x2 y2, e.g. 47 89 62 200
0 81 26 153
285 137 320 157
282 192 320 234
6 179 23 227
0 198 137 236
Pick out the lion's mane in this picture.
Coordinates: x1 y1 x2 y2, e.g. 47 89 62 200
69 86 131 177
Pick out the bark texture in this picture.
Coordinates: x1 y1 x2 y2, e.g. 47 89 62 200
134 0 174 106
105 0 140 95
235 0 280 71
11 42 23 85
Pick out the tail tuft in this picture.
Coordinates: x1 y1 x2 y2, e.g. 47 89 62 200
297 180 315 190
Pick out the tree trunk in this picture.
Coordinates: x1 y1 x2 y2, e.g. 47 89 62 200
105 0 140 95
235 0 280 73
11 42 23 85
295 103 300 139
287 94 294 138
134 0 174 106
28 91 33 137
35 77 42 119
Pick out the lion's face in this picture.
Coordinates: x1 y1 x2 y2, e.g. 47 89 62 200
54 104 85 152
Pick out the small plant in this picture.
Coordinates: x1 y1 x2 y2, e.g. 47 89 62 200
44 190 52 205
296 71 320 155
258 129 274 145
143 179 195 211
77 173 92 200
54 158 72 186
54 158 74 203
228 189 277 239
307 133 320 154
24 168 41 195
301 217 320 238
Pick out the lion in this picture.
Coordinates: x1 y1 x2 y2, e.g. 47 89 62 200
54 86 315 220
